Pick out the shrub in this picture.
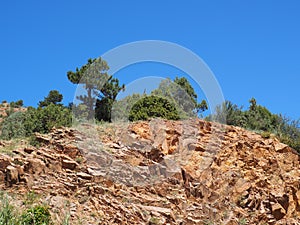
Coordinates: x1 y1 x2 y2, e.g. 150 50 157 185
1 104 72 140
21 205 52 225
23 104 72 135
210 99 300 153
210 100 245 125
0 111 26 140
261 131 271 139
0 194 18 225
111 93 143 122
129 95 180 121
244 105 276 131
273 115 300 152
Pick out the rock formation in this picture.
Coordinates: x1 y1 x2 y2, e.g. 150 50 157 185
0 118 299 224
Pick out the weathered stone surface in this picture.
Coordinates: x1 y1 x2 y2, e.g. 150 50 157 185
0 171 5 182
272 202 286 220
0 157 10 171
6 165 19 185
24 158 46 175
0 120 299 224
23 147 36 154
274 142 289 152
62 159 78 170
77 172 93 180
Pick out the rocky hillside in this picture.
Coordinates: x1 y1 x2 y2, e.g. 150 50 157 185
0 119 299 224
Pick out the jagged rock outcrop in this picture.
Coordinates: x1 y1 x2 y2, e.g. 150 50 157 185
0 119 299 224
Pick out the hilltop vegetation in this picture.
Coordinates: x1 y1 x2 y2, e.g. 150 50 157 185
0 57 299 152
210 98 300 151
0 91 72 141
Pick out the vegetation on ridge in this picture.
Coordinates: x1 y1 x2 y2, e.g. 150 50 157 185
210 98 300 151
0 57 299 152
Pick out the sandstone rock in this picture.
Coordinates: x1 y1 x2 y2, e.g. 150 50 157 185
87 168 106 177
77 172 93 180
0 171 5 182
139 205 173 216
0 157 10 171
0 120 300 224
5 165 19 185
62 159 78 170
274 142 289 152
24 147 36 154
63 181 77 191
271 202 286 220
235 178 251 193
24 158 46 175
63 144 79 158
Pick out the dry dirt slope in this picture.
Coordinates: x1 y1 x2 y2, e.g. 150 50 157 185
0 118 299 224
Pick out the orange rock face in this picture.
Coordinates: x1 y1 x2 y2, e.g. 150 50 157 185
0 119 299 224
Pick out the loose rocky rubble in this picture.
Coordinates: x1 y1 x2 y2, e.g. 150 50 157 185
0 118 300 224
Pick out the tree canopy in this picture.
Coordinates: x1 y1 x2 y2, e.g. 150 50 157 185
38 90 63 108
67 58 124 121
151 77 208 118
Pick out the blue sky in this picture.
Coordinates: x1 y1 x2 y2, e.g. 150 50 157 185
0 1 299 119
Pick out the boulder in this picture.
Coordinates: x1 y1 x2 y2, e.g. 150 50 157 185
0 157 10 171
5 165 19 185
271 202 286 220
62 159 78 170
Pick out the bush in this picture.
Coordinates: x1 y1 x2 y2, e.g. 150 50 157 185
111 93 143 122
23 104 72 135
210 99 300 153
21 205 52 225
0 104 72 140
129 95 180 121
0 194 18 225
244 105 276 131
0 111 26 140
274 115 300 151
210 101 245 125
261 131 271 139
151 78 203 118
0 192 54 225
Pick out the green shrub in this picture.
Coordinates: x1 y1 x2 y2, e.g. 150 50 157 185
23 104 72 135
0 193 53 225
129 95 180 121
111 93 143 122
0 111 26 140
21 205 52 225
261 131 271 139
0 194 18 225
273 115 300 152
1 104 72 141
210 99 300 153
244 105 276 131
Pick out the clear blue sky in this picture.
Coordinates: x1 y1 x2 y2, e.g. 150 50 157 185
0 1 299 119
